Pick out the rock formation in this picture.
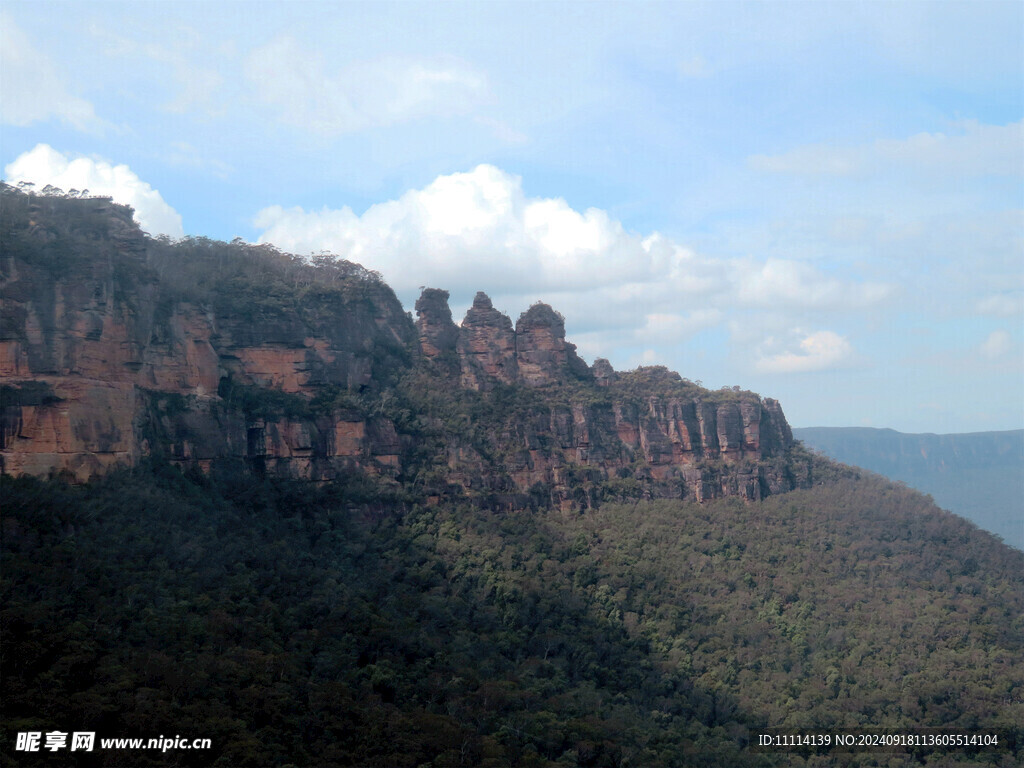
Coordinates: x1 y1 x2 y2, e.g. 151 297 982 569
1 185 809 507
456 292 518 390
406 290 802 503
0 186 412 481
420 292 591 390
414 287 459 377
515 303 591 386
591 358 617 387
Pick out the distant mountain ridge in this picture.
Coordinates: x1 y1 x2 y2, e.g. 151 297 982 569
794 426 1024 550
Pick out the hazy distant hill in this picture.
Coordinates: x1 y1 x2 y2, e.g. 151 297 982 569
794 427 1024 550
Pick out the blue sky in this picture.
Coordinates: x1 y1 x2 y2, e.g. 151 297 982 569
3 1 1021 432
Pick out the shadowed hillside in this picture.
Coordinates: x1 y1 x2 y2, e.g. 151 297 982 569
3 467 1022 767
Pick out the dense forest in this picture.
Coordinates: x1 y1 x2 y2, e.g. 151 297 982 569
3 464 1022 767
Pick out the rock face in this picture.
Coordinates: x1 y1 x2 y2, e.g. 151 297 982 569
431 292 593 391
515 303 591 386
0 187 413 481
405 290 805 506
592 358 617 387
432 366 799 507
456 292 519 390
414 287 459 377
1 186 807 507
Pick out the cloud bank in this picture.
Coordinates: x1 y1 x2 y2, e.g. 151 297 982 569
255 165 891 305
4 144 184 238
255 164 891 372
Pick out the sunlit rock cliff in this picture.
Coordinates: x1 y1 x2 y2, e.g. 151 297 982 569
1 185 813 507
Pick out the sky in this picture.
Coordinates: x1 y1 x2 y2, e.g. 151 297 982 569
2 1 1022 433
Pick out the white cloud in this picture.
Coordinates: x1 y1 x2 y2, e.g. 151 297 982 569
254 164 895 373
0 14 104 131
4 144 184 238
254 165 668 295
165 141 233 179
750 120 1024 178
638 310 723 342
977 292 1024 317
979 329 1012 360
735 258 892 309
244 36 487 136
755 330 855 373
254 164 890 309
571 308 723 363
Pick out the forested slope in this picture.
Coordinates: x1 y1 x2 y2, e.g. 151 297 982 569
3 464 1021 767
794 427 1024 550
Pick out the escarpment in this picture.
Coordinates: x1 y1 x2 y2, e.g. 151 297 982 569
409 289 805 506
1 185 811 507
1 186 413 482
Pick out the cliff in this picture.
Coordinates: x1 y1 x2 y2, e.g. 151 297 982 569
1 185 811 507
457 291 519 389
410 289 804 506
0 186 414 482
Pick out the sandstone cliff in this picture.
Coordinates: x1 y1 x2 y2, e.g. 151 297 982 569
1 186 413 481
408 292 802 507
1 186 811 507
456 292 519 389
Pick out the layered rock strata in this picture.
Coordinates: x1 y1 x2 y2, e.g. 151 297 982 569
409 289 803 506
515 303 591 386
1 189 412 481
456 292 519 390
2 187 807 506
415 291 592 390
414 288 460 378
